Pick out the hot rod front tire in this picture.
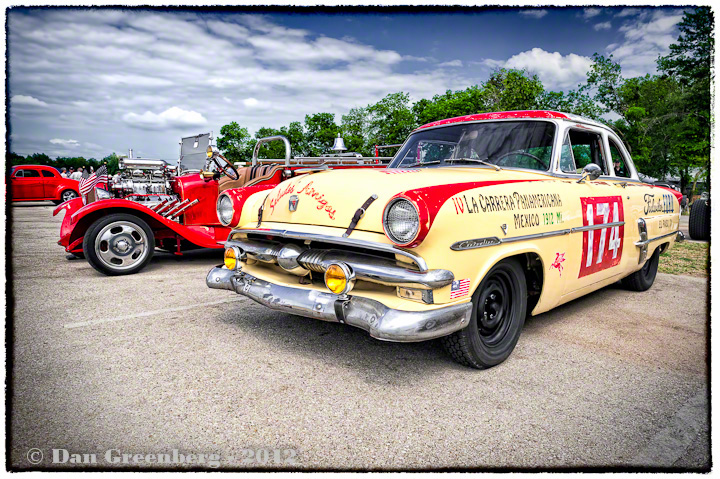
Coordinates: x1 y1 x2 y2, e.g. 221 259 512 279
441 258 527 369
689 199 710 240
83 213 155 276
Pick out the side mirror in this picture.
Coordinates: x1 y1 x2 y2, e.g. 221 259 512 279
577 163 602 183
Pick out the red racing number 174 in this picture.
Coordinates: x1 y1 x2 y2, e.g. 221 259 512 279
579 196 625 278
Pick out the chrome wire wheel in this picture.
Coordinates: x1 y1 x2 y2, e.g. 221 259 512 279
94 220 149 271
62 190 78 202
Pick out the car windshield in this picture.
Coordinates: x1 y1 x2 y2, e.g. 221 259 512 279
389 120 556 171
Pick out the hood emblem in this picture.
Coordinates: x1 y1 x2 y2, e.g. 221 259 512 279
289 195 299 212
500 224 508 236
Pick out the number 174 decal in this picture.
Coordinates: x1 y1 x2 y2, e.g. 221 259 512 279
579 196 624 278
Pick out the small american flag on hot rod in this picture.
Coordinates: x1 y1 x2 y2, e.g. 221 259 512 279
450 278 470 299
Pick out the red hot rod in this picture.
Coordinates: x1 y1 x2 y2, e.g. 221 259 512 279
54 134 389 275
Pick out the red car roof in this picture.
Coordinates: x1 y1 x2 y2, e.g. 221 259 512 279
416 110 571 130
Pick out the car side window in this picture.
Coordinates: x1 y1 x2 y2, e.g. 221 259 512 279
565 129 608 175
41 170 55 178
559 134 576 173
18 169 41 178
13 169 24 178
608 140 631 178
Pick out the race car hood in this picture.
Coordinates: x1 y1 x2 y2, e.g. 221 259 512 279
256 167 544 234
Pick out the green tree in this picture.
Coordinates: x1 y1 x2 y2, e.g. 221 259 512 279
341 106 370 155
217 121 254 163
303 113 339 157
366 92 416 147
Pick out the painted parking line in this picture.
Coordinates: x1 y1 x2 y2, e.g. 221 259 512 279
64 297 245 329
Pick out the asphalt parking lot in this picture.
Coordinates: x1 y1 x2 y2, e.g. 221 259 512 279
9 202 709 470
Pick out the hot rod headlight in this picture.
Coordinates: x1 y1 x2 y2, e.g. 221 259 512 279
383 198 420 245
95 187 111 199
217 194 234 226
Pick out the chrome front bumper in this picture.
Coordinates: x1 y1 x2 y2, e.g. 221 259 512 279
206 266 472 342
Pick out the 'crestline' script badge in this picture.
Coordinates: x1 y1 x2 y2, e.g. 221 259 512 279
289 195 299 212
450 237 502 251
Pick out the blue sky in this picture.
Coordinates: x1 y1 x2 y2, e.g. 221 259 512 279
8 7 687 160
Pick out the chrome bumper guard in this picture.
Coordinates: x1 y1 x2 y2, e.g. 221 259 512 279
206 266 472 342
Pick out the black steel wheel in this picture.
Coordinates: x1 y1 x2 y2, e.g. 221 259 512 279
441 258 527 369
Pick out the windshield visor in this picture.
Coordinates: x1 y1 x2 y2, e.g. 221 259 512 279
390 120 556 171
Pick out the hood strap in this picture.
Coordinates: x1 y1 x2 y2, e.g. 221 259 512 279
343 194 378 238
257 193 270 227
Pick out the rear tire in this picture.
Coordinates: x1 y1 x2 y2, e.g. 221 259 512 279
689 199 710 240
621 248 660 292
441 259 527 369
83 213 155 276
54 189 79 205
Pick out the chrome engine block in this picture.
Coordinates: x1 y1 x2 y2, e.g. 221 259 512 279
111 158 175 198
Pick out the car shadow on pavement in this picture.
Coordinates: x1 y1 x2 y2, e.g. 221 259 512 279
215 305 461 382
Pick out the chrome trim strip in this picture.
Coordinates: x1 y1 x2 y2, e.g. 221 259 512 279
570 221 625 233
451 221 626 251
634 229 681 247
206 267 472 342
230 228 429 272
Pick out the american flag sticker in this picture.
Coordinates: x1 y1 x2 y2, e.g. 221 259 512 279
450 278 470 299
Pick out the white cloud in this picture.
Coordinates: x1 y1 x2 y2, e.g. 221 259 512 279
122 107 208 130
616 8 641 18
503 48 593 90
594 21 612 31
11 95 48 107
8 10 470 158
581 8 602 20
50 138 80 147
609 9 684 77
438 59 463 68
519 10 548 19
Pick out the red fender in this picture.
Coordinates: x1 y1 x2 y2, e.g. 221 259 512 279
52 178 81 200
55 198 229 252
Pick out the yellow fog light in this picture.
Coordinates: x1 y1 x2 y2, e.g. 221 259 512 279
206 145 214 158
324 263 356 295
224 248 237 270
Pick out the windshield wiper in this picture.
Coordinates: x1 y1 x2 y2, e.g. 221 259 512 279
405 160 441 168
446 157 502 171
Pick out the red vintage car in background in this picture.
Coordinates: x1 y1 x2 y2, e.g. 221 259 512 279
54 134 389 276
10 165 80 204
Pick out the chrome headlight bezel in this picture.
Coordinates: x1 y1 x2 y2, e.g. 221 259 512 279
217 193 234 226
95 187 111 199
383 197 420 245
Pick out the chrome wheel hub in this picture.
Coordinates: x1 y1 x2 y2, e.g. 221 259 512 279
95 221 149 270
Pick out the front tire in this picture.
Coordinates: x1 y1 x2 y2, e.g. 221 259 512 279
441 259 527 369
83 213 155 276
621 248 660 292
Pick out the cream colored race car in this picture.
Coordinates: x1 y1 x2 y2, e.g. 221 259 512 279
207 111 683 369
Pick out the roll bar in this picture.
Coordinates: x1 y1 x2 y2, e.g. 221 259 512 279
252 135 291 166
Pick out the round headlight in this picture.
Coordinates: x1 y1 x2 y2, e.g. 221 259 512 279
217 194 234 226
95 187 111 199
383 198 420 245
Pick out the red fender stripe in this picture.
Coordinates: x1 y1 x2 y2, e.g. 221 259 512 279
385 179 542 247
